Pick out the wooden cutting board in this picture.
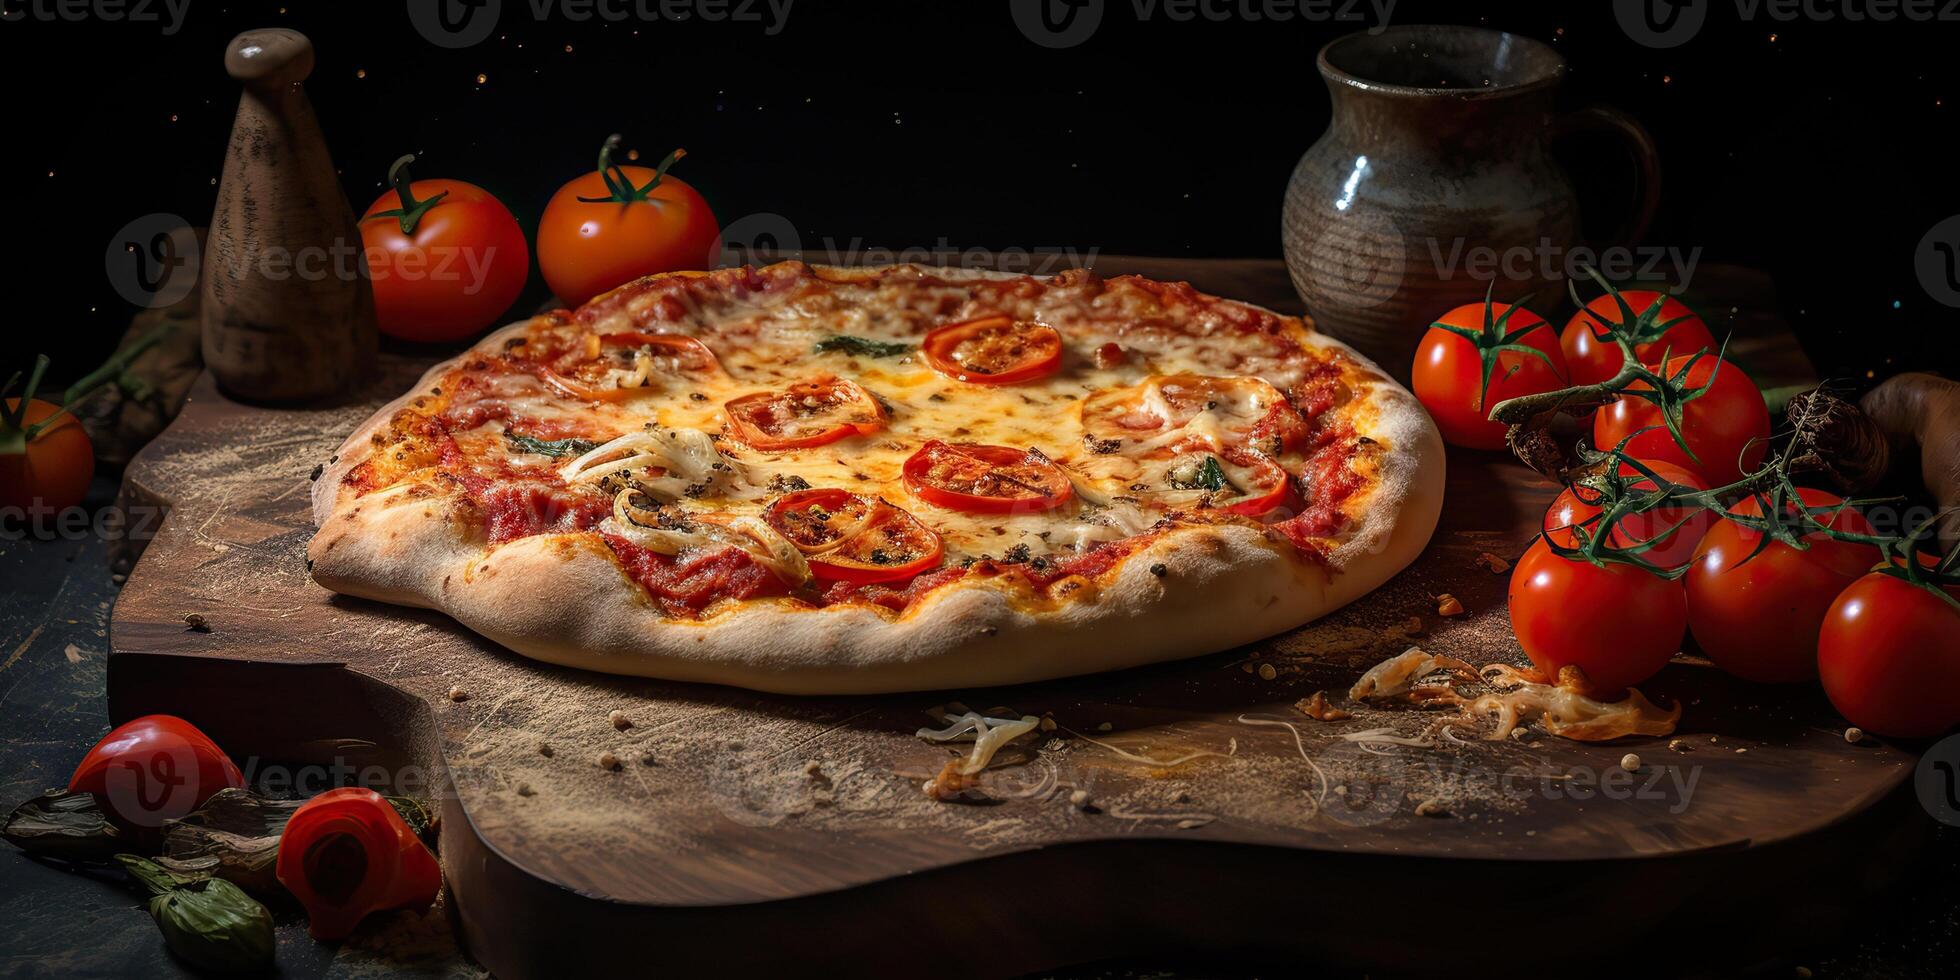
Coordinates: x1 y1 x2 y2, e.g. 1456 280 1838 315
106 259 1923 978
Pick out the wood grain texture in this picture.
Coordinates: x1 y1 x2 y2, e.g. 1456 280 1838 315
201 28 376 403
106 259 1917 978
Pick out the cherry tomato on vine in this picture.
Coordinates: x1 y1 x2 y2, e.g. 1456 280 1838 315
538 134 720 309
69 714 245 828
902 441 1074 514
1594 352 1769 486
1411 300 1568 451
1560 290 1716 388
1684 488 1880 684
1 397 94 513
1508 536 1687 694
1543 459 1714 570
1818 569 1960 738
359 155 530 343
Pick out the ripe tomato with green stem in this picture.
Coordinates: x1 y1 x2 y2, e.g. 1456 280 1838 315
538 134 720 309
1593 350 1770 486
1560 289 1716 388
1818 556 1960 738
4 337 171 512
1 395 93 513
1508 535 1687 694
359 154 530 343
1684 487 1881 684
1411 294 1569 451
1543 457 1715 571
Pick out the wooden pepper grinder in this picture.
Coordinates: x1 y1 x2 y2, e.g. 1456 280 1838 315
202 28 376 402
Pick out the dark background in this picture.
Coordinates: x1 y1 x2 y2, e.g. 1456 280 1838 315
4 5 1960 977
3 0 1957 389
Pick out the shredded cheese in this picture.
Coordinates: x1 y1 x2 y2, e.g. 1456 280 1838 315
601 507 812 586
560 428 754 501
1348 646 1479 702
1064 726 1239 769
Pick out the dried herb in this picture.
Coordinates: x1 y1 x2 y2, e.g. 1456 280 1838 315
1 789 124 863
812 335 912 358
384 795 437 843
504 431 600 458
118 854 276 975
161 788 301 897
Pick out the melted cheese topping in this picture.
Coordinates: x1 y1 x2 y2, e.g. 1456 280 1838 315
359 265 1374 578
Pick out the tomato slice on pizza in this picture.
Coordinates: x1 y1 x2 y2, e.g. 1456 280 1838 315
764 488 944 583
724 376 887 451
921 315 1063 385
1080 373 1308 457
1158 448 1298 517
537 332 721 402
901 441 1074 515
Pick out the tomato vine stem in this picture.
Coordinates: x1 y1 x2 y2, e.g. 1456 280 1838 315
365 155 448 236
2 322 172 454
575 133 686 204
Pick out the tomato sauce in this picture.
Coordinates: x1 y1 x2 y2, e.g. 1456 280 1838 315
1273 423 1364 557
604 533 790 617
820 564 970 612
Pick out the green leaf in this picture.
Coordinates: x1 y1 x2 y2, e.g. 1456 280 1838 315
119 855 277 974
504 431 601 458
1195 456 1230 493
812 335 913 358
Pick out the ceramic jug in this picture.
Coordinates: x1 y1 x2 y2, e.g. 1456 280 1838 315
1282 25 1658 374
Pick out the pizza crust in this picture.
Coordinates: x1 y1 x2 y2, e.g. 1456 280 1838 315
309 266 1445 694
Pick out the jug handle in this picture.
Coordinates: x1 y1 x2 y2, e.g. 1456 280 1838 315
1555 106 1661 251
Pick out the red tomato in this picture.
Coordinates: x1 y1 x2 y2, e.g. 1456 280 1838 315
903 441 1074 514
68 714 245 829
1508 537 1687 694
1818 571 1960 738
1559 290 1717 388
1594 352 1769 486
1542 459 1714 570
1684 488 1880 684
1411 301 1569 450
723 376 886 451
763 487 876 551
1 398 94 512
763 489 944 584
920 315 1063 385
538 136 719 309
360 157 530 343
1212 450 1299 518
275 787 441 940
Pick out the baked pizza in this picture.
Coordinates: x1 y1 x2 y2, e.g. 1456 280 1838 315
308 264 1444 693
